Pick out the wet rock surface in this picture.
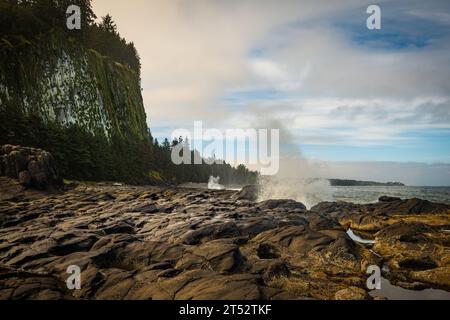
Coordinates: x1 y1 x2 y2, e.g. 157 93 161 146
0 179 449 300
312 197 450 291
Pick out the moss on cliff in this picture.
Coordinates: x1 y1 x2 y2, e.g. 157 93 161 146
0 31 151 183
0 32 147 140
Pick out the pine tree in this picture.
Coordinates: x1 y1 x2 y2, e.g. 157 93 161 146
100 14 117 34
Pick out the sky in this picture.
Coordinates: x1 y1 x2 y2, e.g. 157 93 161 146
92 0 450 186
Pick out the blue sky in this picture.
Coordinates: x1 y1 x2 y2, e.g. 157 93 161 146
94 0 450 185
338 1 450 50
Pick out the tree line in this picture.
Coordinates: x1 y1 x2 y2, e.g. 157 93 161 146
0 106 258 185
0 0 140 76
149 136 258 185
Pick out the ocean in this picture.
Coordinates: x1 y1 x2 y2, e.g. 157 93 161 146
180 182 450 206
330 186 450 205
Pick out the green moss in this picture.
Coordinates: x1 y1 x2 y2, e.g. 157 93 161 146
0 31 147 140
0 31 151 184
148 170 164 182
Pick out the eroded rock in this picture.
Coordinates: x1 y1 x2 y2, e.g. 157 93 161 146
0 180 448 300
0 145 62 190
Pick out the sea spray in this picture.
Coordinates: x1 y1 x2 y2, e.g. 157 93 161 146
251 119 333 209
257 173 333 209
208 176 225 190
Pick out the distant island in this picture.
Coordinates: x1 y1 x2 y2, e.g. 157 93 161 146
329 179 405 186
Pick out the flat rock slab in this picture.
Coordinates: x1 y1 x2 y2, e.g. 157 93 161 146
0 178 449 300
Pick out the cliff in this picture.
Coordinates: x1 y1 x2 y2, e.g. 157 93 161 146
0 32 151 183
0 32 148 140
329 179 405 187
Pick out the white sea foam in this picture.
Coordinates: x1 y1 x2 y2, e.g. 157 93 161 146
208 176 225 190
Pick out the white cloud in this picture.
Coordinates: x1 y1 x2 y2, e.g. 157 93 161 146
92 0 450 185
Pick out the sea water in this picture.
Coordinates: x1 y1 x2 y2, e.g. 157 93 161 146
330 186 450 205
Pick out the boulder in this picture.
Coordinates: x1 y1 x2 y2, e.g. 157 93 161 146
18 170 32 186
235 185 259 201
258 199 307 211
379 196 401 203
0 145 62 190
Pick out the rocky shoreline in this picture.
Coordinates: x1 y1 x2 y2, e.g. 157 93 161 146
0 177 449 300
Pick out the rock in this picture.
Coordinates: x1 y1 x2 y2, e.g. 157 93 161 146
0 145 62 190
125 270 267 300
235 185 259 201
238 218 280 236
0 156 5 176
258 199 307 211
18 170 32 186
130 202 159 214
109 241 185 270
147 262 174 270
94 270 135 300
28 160 48 189
375 222 435 241
391 198 449 215
170 272 263 300
379 196 401 203
0 180 449 300
12 150 28 174
310 201 362 219
398 257 438 271
5 153 17 178
254 225 333 254
262 261 290 282
0 266 69 300
157 269 181 278
334 287 369 300
307 214 341 231
410 267 450 288
327 197 450 233
182 222 241 245
176 240 243 273
373 221 450 290
103 221 135 235
257 243 280 259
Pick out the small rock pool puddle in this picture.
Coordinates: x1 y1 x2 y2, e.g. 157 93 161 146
370 277 450 300
346 229 375 245
346 229 450 300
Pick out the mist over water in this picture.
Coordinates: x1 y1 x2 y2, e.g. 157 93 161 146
254 119 333 209
257 160 333 209
208 176 225 190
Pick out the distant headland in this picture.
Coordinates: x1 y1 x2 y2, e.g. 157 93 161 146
329 179 405 186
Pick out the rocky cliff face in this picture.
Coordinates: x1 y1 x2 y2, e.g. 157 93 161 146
0 32 148 140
